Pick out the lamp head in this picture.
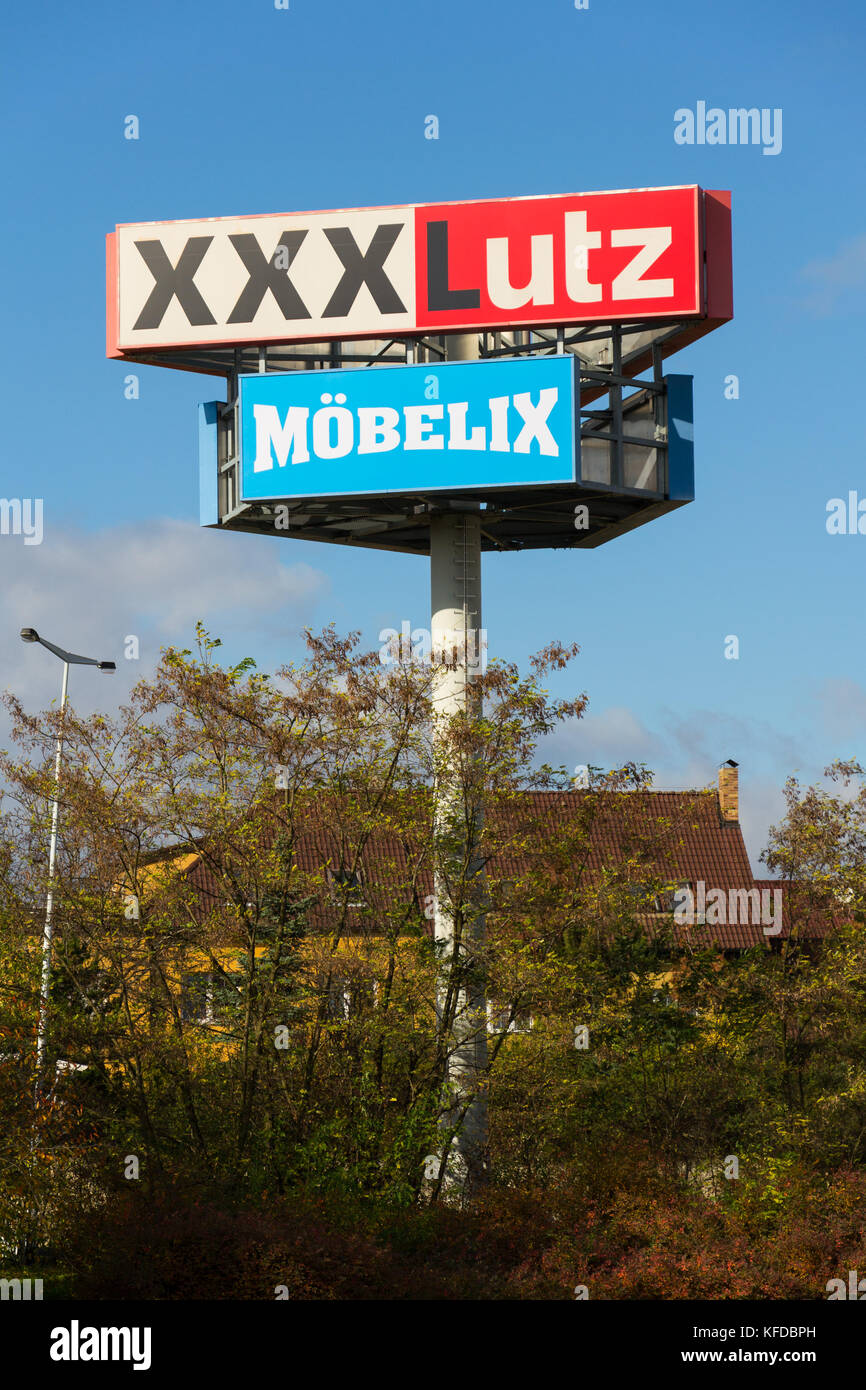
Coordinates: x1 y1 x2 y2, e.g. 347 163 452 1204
97 661 116 672
20 627 39 643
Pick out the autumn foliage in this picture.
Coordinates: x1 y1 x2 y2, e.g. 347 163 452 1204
2 630 866 1299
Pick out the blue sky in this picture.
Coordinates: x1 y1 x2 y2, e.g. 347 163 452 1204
2 0 865 866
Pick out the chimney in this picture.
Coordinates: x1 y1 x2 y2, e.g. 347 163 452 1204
718 759 739 823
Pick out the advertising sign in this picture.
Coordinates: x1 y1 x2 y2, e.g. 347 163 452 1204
108 186 732 356
237 357 579 501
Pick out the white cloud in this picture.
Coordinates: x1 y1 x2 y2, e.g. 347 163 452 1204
658 707 804 777
542 702 816 873
547 704 662 771
0 518 329 716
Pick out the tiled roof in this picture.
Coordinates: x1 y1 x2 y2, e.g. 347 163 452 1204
672 917 766 951
508 790 754 886
160 787 837 950
753 879 841 941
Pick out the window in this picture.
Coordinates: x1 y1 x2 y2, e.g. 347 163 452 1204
180 978 211 1023
55 1059 88 1077
486 1001 533 1035
651 889 676 912
322 972 374 1021
180 971 242 1026
180 973 214 1025
325 978 352 1021
328 865 366 909
650 883 691 913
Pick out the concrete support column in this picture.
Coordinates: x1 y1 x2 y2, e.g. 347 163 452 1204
429 330 488 1194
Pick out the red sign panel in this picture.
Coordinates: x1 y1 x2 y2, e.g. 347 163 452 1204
415 186 701 329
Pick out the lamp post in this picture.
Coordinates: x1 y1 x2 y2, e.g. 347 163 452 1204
19 628 115 1082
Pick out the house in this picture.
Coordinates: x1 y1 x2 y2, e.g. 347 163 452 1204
10 760 841 1079
137 760 838 1029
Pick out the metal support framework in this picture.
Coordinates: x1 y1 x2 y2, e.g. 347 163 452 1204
205 321 691 556
139 314 697 382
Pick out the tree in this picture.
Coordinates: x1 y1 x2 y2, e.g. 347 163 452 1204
0 625 591 1210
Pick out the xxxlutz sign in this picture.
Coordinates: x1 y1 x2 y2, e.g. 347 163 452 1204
107 186 732 355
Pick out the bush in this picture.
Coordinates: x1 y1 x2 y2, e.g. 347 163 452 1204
57 1163 866 1300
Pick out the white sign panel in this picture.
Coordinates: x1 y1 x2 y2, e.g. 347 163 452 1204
114 208 415 348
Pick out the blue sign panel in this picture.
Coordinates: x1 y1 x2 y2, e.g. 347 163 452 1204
665 374 695 502
237 357 578 501
198 400 219 526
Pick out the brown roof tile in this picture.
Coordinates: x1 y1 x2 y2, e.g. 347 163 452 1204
165 787 816 949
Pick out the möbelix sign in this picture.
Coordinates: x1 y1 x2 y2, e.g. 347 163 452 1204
236 357 579 500
107 186 731 354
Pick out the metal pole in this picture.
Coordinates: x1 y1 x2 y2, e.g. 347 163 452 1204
430 331 488 1194
35 660 69 1079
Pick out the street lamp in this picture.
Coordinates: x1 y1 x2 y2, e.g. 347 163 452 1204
19 628 116 1081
